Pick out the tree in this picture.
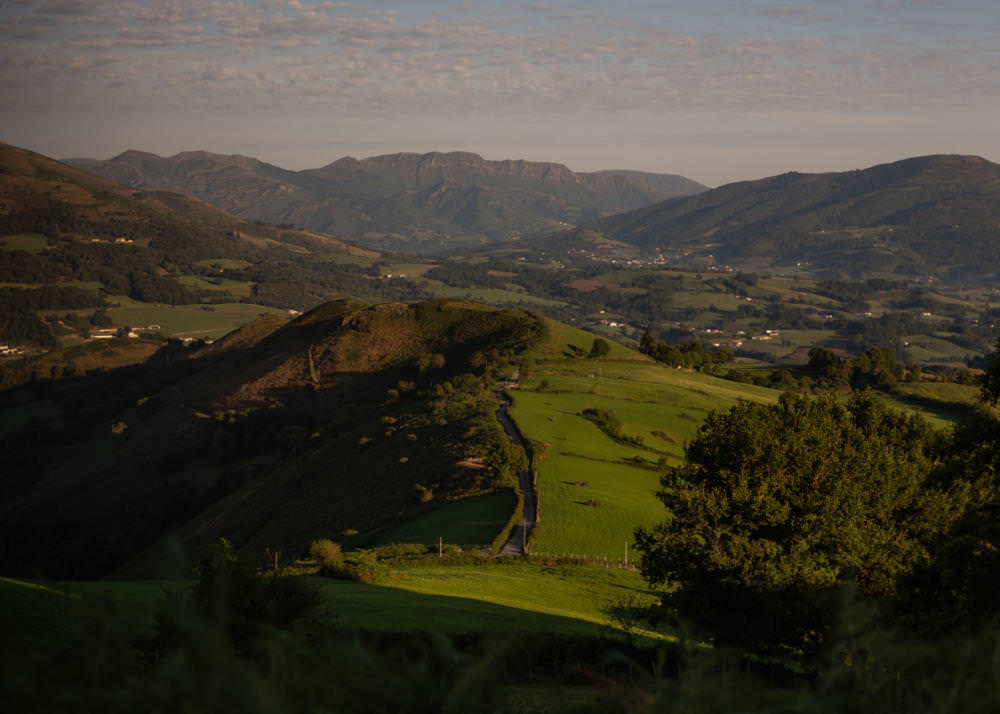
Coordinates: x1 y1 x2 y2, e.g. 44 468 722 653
634 392 957 655
899 405 1000 630
589 337 611 358
981 337 1000 403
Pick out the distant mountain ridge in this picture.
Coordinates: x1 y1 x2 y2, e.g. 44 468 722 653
577 154 1000 282
66 150 707 254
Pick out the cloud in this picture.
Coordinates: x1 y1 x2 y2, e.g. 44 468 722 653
0 0 997 118
762 4 820 17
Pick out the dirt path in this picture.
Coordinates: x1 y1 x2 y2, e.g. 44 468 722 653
495 389 537 555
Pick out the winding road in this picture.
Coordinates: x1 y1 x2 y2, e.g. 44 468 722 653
495 388 537 555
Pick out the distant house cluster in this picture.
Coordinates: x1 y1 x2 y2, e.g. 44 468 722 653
91 324 161 340
88 237 135 244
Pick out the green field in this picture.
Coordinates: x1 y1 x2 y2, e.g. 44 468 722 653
528 318 637 360
1 233 48 253
374 491 517 547
316 251 375 266
328 562 660 637
0 561 662 659
509 354 778 560
178 275 255 298
105 296 288 338
424 281 568 308
0 577 174 659
878 381 981 429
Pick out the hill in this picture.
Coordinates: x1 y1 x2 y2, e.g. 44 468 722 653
0 298 545 577
0 140 441 352
571 155 1000 282
66 149 707 253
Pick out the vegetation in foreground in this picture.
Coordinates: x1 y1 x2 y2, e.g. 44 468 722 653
4 538 1000 713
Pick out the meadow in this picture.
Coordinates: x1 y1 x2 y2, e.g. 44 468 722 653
423 280 568 308
1 233 48 253
105 296 289 338
374 491 516 547
510 330 778 561
0 560 661 660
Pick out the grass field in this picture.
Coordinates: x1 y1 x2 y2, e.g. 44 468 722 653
0 577 174 659
879 381 981 429
316 252 376 266
509 351 778 560
1 233 48 253
178 275 255 298
424 281 568 308
326 562 660 638
527 318 638 360
374 492 517 547
105 296 288 338
0 561 663 660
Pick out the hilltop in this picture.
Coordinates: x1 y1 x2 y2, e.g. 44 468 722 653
558 154 1000 282
66 149 706 253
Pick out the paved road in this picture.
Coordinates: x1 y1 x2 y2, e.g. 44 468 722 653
495 389 537 555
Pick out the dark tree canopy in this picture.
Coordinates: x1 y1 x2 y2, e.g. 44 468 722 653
635 392 959 654
588 337 611 358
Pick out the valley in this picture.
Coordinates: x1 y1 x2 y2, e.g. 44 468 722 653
1 139 999 712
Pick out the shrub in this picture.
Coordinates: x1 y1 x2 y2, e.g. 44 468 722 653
309 539 343 567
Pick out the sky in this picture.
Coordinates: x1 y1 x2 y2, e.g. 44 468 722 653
1 0 998 186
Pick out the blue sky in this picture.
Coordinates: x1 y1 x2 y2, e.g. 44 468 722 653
1 0 998 185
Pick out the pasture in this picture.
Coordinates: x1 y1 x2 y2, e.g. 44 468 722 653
509 356 778 560
1 233 48 253
0 560 662 660
374 491 517 547
105 296 288 338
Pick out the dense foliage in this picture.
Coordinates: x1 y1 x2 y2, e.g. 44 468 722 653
635 392 959 654
639 331 732 369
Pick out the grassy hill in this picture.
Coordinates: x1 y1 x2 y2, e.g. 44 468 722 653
0 140 437 353
0 299 545 577
510 326 779 560
66 149 706 254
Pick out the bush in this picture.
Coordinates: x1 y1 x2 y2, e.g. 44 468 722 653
320 549 382 583
309 539 343 567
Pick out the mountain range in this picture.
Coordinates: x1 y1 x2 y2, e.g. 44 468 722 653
65 150 707 254
572 154 1000 281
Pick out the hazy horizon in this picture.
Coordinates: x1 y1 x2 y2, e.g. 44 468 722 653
2 0 998 186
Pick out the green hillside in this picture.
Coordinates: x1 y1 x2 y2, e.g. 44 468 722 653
579 154 1000 282
0 299 545 577
66 149 706 254
510 332 778 560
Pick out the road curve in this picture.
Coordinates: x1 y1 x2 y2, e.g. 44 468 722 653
495 389 537 555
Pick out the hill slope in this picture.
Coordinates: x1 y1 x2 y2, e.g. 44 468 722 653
0 298 545 577
66 149 707 253
0 140 436 351
0 141 370 261
579 155 1000 282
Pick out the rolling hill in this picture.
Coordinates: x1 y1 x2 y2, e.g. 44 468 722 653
0 298 544 577
0 141 372 261
0 140 437 352
65 149 707 253
572 154 1000 282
